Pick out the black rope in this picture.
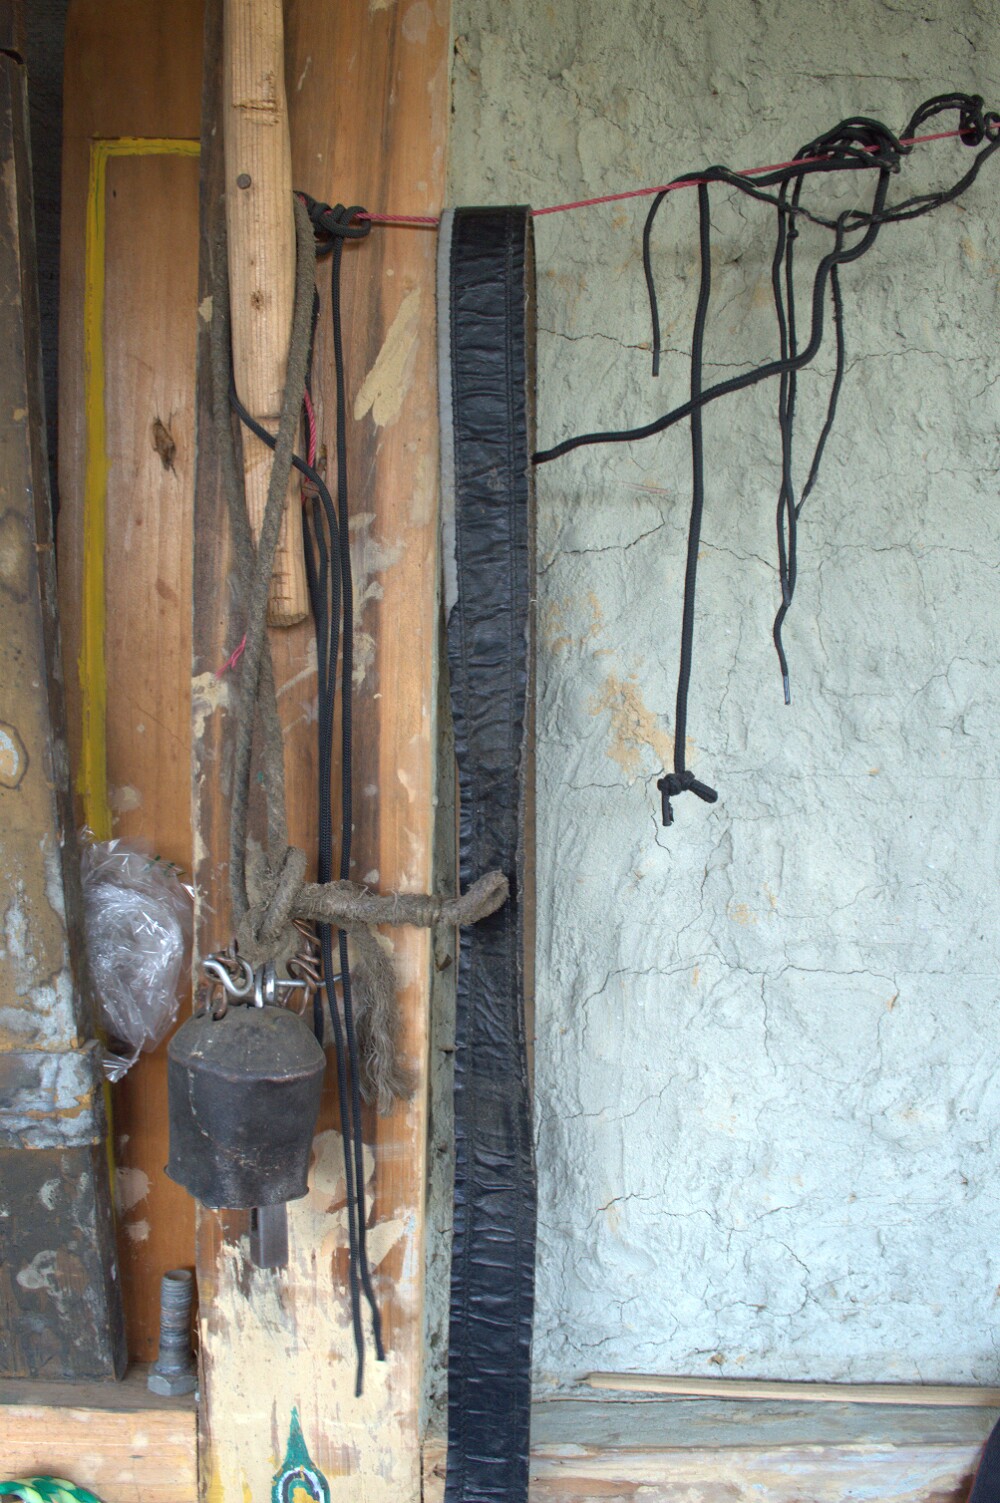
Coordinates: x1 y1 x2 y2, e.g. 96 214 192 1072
229 195 386 1395
320 199 389 1386
536 95 1000 829
657 184 718 828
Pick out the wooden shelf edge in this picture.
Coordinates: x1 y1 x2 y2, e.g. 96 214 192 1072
0 1364 197 1503
585 1370 1000 1407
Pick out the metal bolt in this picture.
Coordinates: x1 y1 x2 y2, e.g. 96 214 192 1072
236 172 252 189
148 1268 198 1396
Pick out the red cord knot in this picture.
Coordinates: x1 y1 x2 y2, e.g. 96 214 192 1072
298 193 372 250
657 769 718 827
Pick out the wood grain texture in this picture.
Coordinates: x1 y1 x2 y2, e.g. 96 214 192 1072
101 148 201 1362
0 1364 197 1503
0 32 124 1378
424 1399 997 1503
193 0 449 1496
223 0 308 625
58 0 204 1362
585 1372 1000 1407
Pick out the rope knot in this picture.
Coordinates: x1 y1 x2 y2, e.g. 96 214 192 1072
237 845 308 967
656 769 718 827
958 96 988 147
298 193 372 250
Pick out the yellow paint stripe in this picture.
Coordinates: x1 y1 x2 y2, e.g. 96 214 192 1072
80 136 200 838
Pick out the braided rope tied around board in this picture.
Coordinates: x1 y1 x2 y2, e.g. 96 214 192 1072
0 1483 104 1503
211 196 509 1116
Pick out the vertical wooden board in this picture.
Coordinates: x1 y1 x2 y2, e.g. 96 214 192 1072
58 0 204 1359
100 151 201 1360
0 33 124 1378
193 0 450 1496
59 0 204 694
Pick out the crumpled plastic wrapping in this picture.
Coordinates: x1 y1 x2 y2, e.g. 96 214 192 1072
80 837 193 1081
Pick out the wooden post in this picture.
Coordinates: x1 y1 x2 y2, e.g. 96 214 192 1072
193 0 450 1494
223 0 309 626
56 0 204 1362
0 0 125 1379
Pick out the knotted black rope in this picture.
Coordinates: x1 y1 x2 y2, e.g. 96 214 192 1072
537 94 1000 828
656 183 718 828
299 196 382 1393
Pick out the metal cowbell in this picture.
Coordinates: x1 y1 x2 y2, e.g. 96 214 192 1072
166 1002 325 1211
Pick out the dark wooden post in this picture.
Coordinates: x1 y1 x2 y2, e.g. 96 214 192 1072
0 0 125 1379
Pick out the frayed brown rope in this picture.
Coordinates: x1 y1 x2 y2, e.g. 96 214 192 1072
210 194 509 1111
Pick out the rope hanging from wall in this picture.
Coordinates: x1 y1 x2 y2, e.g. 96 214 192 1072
531 93 1000 827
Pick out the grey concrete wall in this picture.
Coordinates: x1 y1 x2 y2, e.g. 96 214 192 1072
447 0 1000 1385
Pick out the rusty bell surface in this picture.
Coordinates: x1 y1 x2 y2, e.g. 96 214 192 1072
166 1001 326 1210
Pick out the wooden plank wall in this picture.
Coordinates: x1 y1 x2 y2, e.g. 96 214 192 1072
192 0 450 1495
58 0 204 1360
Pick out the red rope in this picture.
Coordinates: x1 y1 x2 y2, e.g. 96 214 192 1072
303 387 318 467
358 125 973 228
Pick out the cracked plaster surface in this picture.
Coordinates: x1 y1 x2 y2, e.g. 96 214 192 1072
448 0 1000 1386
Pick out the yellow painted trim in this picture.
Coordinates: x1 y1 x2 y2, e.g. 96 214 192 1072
80 136 200 838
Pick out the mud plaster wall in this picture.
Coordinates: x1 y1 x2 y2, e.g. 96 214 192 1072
446 0 1000 1385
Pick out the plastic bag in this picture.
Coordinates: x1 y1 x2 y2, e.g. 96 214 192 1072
80 837 193 1082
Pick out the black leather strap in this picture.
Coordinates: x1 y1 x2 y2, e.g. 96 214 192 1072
970 1418 1000 1503
438 205 537 1503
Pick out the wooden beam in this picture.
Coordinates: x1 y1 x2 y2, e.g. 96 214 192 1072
58 0 204 1362
192 0 449 1495
585 1371 1000 1407
0 1365 196 1503
0 4 124 1379
223 0 309 625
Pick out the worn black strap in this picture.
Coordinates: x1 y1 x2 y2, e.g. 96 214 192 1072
438 205 537 1503
970 1418 1000 1503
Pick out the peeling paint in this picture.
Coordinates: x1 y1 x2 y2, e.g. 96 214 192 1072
114 1165 150 1214
277 637 318 697
402 1 432 43
0 719 27 787
38 1179 60 1211
201 1132 417 1502
587 671 677 780
16 1248 60 1294
192 670 232 742
109 782 142 813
